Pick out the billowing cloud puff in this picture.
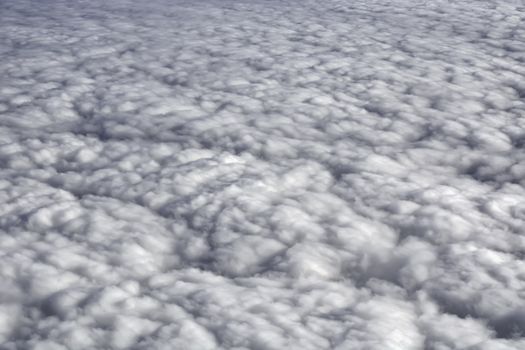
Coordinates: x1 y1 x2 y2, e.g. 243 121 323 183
1 0 525 349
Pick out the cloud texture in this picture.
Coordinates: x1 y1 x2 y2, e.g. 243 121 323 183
1 0 525 349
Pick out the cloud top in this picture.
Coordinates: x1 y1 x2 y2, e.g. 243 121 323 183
1 0 525 349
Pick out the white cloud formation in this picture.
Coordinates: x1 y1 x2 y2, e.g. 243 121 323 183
1 0 525 349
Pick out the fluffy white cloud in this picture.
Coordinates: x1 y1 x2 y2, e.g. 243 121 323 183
1 0 525 349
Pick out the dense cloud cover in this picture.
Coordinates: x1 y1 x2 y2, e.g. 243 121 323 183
1 0 525 348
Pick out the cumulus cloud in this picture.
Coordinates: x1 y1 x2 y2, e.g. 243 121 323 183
1 0 525 349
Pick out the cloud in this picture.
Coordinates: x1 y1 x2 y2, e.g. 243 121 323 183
1 0 525 349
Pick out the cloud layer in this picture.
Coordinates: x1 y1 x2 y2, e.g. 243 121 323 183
1 0 525 349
